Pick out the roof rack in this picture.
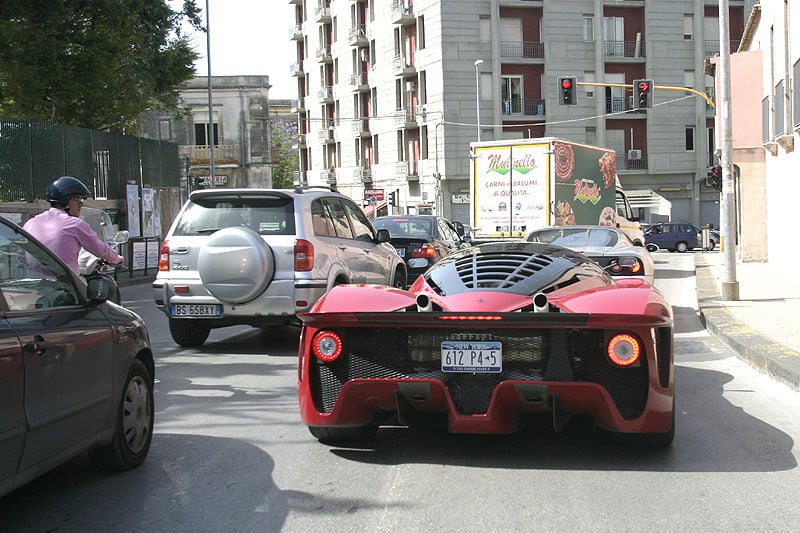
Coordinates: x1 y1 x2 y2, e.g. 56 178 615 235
294 185 333 194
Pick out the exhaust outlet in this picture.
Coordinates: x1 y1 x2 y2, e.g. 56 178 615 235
533 292 549 313
416 293 432 312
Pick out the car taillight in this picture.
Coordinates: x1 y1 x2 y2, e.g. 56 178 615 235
410 243 437 258
295 239 314 271
312 331 343 362
607 333 641 366
158 242 170 271
609 258 643 275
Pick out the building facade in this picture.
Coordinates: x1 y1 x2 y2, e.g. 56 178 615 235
140 75 273 190
290 0 756 227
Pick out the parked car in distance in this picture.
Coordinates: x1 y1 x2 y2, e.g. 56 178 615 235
371 215 470 286
0 215 154 498
152 187 407 347
525 225 655 284
297 241 675 446
644 222 703 253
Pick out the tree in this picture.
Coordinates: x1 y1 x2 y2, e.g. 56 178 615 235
0 0 203 133
270 119 299 189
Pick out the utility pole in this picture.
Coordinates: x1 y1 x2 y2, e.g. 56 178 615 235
718 0 738 300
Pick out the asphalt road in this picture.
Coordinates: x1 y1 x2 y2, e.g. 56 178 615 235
2 254 799 531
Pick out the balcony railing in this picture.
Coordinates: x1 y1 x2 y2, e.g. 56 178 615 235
320 169 336 184
704 40 741 57
392 55 416 76
353 166 372 182
348 25 368 46
182 145 240 164
391 1 414 25
349 71 369 91
394 108 419 128
603 40 646 58
289 24 303 40
314 5 331 23
500 41 545 59
316 45 332 63
501 98 546 117
290 62 304 77
395 160 419 180
352 117 371 136
618 151 648 171
605 96 649 114
317 86 334 102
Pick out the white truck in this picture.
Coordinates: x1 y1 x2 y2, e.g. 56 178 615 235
469 137 644 245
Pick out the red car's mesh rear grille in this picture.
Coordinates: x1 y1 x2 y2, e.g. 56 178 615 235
309 327 649 418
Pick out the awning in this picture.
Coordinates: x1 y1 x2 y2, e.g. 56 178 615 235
625 189 672 216
363 200 387 217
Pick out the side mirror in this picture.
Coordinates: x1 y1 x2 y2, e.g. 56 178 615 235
376 228 391 243
453 221 465 237
87 276 111 304
113 230 130 244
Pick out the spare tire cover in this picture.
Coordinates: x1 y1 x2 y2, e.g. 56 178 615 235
198 227 275 304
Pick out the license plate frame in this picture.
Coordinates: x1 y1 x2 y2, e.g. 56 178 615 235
170 304 222 317
441 341 502 373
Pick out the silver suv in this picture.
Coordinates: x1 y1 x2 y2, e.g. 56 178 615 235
152 187 407 346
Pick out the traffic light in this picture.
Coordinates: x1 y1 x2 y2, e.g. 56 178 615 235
633 79 653 109
707 165 722 191
558 76 577 105
388 191 396 207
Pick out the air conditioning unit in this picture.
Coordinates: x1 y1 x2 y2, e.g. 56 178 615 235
627 149 642 160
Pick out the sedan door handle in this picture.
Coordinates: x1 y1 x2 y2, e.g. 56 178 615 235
23 335 51 356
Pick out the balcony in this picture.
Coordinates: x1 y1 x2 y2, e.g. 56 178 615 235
182 145 240 165
395 160 419 181
349 71 369 92
318 127 335 143
391 1 415 25
292 133 307 150
603 40 646 59
392 55 416 77
348 25 368 47
704 39 741 57
290 62 304 77
501 98 546 118
289 24 303 40
288 0 301 5
320 169 336 184
500 41 545 59
316 44 332 63
351 117 371 137
291 97 305 113
353 166 372 183
317 86 334 103
293 170 307 186
394 108 419 129
618 150 648 171
314 5 331 23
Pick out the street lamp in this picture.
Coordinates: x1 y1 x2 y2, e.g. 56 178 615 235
474 59 484 142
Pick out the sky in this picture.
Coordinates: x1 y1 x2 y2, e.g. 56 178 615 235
175 1 296 100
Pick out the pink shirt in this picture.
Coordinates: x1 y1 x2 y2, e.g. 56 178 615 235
23 208 123 274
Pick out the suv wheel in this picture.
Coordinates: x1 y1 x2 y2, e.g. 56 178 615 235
198 227 275 304
169 318 211 347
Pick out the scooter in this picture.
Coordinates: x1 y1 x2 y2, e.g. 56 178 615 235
78 230 130 305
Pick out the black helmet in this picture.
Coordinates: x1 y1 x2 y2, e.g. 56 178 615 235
46 176 92 204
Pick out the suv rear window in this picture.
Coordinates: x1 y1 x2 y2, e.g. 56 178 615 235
172 197 296 236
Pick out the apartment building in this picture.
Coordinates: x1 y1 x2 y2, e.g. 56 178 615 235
140 76 273 190
290 0 756 226
710 2 797 267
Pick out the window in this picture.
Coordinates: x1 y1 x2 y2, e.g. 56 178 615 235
584 71 595 98
683 15 693 40
501 76 522 114
583 15 594 41
323 198 354 239
480 16 490 43
373 134 380 164
342 200 375 242
685 127 695 151
159 119 172 140
194 122 219 146
421 126 428 159
762 96 770 142
775 80 785 136
418 15 425 49
603 17 624 56
419 70 427 105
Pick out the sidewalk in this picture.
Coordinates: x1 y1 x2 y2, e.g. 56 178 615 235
695 252 800 391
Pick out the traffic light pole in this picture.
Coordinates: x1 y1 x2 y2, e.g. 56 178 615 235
576 82 716 108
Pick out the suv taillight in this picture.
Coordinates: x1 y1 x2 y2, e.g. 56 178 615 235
295 239 314 271
158 241 170 271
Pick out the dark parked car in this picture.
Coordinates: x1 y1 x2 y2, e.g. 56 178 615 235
0 215 154 498
297 241 675 446
371 215 470 286
644 222 702 252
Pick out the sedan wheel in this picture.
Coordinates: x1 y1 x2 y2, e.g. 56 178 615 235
393 268 407 289
676 241 688 253
645 243 659 253
89 359 154 470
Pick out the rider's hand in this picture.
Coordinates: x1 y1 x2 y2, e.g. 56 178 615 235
115 256 124 266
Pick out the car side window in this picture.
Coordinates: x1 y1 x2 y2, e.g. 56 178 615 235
323 198 355 240
342 200 376 242
310 199 335 237
0 224 79 311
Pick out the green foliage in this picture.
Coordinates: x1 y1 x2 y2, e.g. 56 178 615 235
0 0 203 133
270 119 299 189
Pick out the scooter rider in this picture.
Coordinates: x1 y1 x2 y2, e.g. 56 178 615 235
23 176 124 275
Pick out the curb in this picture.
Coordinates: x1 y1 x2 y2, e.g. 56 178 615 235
695 254 800 391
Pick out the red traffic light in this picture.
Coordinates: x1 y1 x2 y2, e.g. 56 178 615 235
561 79 573 89
638 81 650 91
711 166 721 176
